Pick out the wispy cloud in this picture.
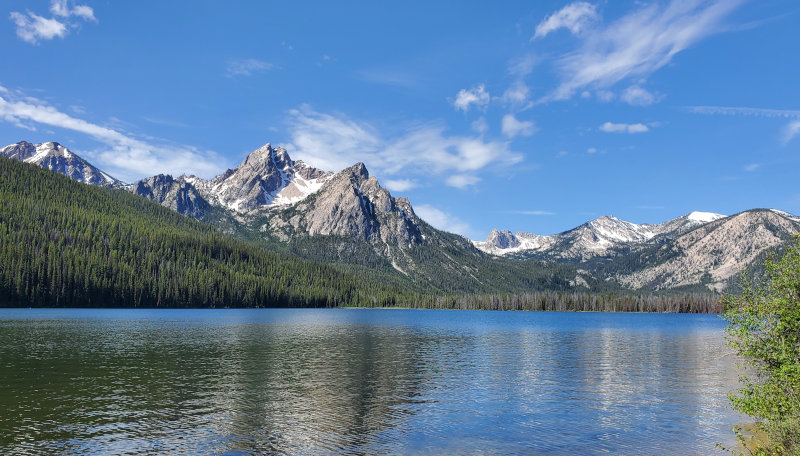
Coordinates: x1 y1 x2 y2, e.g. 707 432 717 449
9 0 96 44
452 84 490 112
50 0 96 22
0 90 223 182
533 2 598 39
599 122 649 133
445 174 481 189
785 121 800 144
744 163 760 172
285 105 522 189
689 105 800 144
357 68 418 87
620 85 659 106
501 114 537 138
226 59 275 77
9 12 67 44
689 106 800 118
383 179 418 192
414 204 474 237
537 0 743 101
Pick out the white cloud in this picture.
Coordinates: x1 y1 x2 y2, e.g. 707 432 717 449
587 147 597 154
501 80 531 108
50 0 96 22
452 84 490 112
10 0 96 44
9 12 68 44
785 121 800 144
595 90 616 102
285 106 383 172
445 174 481 189
501 114 537 138
414 204 473 237
226 59 275 77
621 85 658 106
383 179 418 192
542 0 743 101
599 122 649 133
534 2 598 39
285 105 522 184
471 117 488 134
0 92 223 182
744 163 760 172
508 54 537 77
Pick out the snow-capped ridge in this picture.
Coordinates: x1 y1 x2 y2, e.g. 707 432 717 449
687 211 725 223
1 140 122 187
475 211 734 259
192 143 333 212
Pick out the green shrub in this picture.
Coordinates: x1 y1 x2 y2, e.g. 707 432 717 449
723 236 800 455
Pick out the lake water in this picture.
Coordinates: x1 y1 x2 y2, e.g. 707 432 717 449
0 308 743 455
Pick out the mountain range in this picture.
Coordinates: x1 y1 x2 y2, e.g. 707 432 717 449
3 140 799 294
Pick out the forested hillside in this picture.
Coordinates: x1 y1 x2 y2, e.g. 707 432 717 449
0 157 724 312
0 157 408 308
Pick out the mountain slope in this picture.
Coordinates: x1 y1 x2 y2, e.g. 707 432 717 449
0 156 404 308
128 174 210 219
614 209 800 292
7 138 797 294
1 141 122 187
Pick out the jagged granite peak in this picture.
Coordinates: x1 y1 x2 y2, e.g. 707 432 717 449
127 174 210 219
487 230 521 250
204 143 333 212
270 161 422 247
1 141 122 187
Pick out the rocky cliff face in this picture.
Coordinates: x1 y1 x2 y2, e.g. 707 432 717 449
269 162 423 247
616 209 800 292
128 174 210 219
200 143 332 212
1 141 122 187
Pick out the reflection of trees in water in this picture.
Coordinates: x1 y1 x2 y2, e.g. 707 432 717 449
0 314 743 455
205 324 433 454
0 321 430 454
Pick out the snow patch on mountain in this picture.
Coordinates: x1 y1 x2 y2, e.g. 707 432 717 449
2 141 121 187
687 211 725 223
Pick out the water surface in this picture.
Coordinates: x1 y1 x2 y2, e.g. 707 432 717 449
0 309 743 455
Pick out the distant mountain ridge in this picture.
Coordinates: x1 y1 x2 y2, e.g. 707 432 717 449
4 139 799 293
474 211 727 259
0 141 122 188
476 210 800 292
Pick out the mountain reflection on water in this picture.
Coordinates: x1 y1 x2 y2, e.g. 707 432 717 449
0 309 742 455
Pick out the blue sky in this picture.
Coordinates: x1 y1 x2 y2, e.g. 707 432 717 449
1 0 799 240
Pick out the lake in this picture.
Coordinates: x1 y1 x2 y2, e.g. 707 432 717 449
0 308 743 455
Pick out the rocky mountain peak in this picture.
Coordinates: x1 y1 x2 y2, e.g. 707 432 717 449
1 140 121 187
129 174 209 219
270 162 422 247
486 230 521 250
206 143 332 212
